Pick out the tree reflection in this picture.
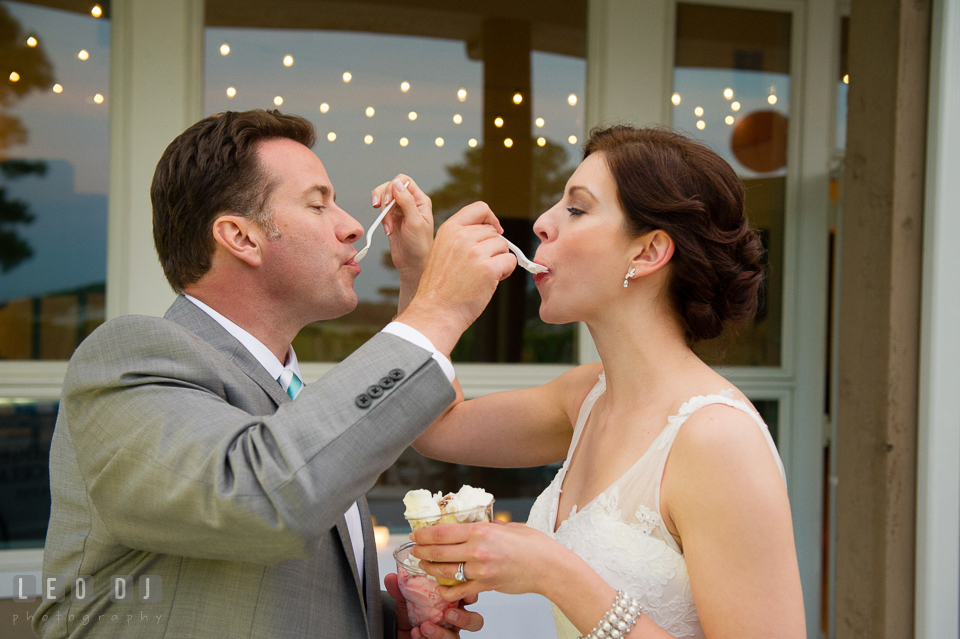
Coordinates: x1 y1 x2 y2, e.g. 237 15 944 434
0 4 55 272
429 138 577 363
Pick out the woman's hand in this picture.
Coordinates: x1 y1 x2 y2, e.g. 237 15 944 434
384 572 484 639
410 521 562 602
370 175 434 311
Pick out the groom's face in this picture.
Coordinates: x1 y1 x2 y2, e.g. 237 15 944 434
253 138 365 324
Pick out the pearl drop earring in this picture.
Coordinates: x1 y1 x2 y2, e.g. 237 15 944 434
623 267 636 288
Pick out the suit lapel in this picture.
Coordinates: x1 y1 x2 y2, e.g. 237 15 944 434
336 515 367 614
164 296 290 407
358 497 383 634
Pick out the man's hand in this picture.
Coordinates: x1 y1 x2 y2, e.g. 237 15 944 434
370 176 434 313
385 572 484 639
395 202 517 355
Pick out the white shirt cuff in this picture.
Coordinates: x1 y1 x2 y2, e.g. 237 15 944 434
382 321 456 383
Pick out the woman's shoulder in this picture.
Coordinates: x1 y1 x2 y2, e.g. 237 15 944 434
539 362 605 427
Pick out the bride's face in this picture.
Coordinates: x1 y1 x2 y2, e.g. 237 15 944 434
532 153 635 324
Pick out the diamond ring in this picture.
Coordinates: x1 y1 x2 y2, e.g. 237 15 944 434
454 562 467 582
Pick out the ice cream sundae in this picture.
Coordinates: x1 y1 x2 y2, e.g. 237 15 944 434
402 485 494 531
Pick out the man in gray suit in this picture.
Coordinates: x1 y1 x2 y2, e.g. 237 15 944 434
33 110 514 638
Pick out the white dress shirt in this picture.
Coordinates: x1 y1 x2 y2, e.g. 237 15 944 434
184 295 456 585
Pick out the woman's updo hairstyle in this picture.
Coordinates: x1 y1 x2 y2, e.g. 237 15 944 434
583 125 764 342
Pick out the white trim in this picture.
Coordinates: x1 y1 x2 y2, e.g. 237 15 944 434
0 549 43 599
915 0 960 635
106 0 203 320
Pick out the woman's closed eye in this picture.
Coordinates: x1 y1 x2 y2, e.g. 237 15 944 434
567 206 586 217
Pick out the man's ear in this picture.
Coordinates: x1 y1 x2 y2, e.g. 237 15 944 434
631 229 675 276
212 215 263 267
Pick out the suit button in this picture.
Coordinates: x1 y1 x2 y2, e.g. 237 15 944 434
355 394 372 408
367 385 384 398
389 368 405 381
378 377 395 390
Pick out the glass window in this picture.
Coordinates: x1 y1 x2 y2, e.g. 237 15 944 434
204 0 586 523
673 3 791 367
0 399 56 548
204 0 585 366
0 1 109 360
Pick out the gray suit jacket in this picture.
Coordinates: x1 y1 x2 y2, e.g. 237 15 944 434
35 296 455 638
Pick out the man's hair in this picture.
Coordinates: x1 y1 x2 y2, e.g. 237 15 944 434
151 109 317 293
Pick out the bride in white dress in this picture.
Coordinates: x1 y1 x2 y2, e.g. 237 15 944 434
406 125 805 639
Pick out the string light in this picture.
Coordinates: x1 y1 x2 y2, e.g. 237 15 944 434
94 93 104 104
400 137 409 147
843 74 849 84
568 135 578 144
283 55 294 67
327 132 336 141
535 117 544 127
91 4 102 18
671 93 681 105
52 84 63 93
364 135 373 145
457 88 467 102
731 101 741 112
494 117 503 128
468 138 478 147
694 106 704 117
274 96 283 106
453 114 462 124
504 138 513 148
696 120 705 130
320 103 330 113
567 94 577 106
435 137 444 147
78 49 89 60
768 95 778 105
365 107 375 117
725 115 735 125
513 93 522 104
226 87 236 98
537 137 546 146
26 37 37 47
723 88 734 99
220 44 230 55
8 72 19 82
343 72 352 83
408 111 417 121
401 81 410 92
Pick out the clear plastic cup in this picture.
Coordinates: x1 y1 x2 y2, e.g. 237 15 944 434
393 541 459 628
404 501 495 532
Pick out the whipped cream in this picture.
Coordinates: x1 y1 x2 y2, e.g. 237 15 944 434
403 489 442 521
447 485 494 522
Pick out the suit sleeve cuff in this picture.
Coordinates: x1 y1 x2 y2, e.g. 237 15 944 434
382 321 456 383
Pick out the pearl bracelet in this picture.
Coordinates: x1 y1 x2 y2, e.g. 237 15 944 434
579 590 643 639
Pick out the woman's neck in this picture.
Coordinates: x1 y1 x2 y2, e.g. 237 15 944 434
585 302 704 411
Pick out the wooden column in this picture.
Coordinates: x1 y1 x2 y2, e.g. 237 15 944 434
835 0 931 637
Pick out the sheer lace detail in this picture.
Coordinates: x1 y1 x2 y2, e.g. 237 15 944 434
527 379 784 639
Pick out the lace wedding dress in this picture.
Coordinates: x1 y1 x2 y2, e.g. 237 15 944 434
527 373 785 639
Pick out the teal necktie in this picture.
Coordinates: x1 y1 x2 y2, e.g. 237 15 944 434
277 369 303 400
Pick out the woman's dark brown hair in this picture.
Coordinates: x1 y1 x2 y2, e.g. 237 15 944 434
584 125 764 342
151 109 316 293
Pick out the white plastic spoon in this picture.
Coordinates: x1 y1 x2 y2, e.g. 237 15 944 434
503 237 548 274
355 180 410 263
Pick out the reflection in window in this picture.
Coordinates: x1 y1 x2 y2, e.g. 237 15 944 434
204 0 585 365
0 1 109 360
673 3 790 367
0 399 56 547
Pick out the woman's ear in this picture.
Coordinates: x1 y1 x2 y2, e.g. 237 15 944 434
631 229 675 276
211 215 263 267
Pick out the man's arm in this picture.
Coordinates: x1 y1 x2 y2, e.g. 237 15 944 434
64 318 454 565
